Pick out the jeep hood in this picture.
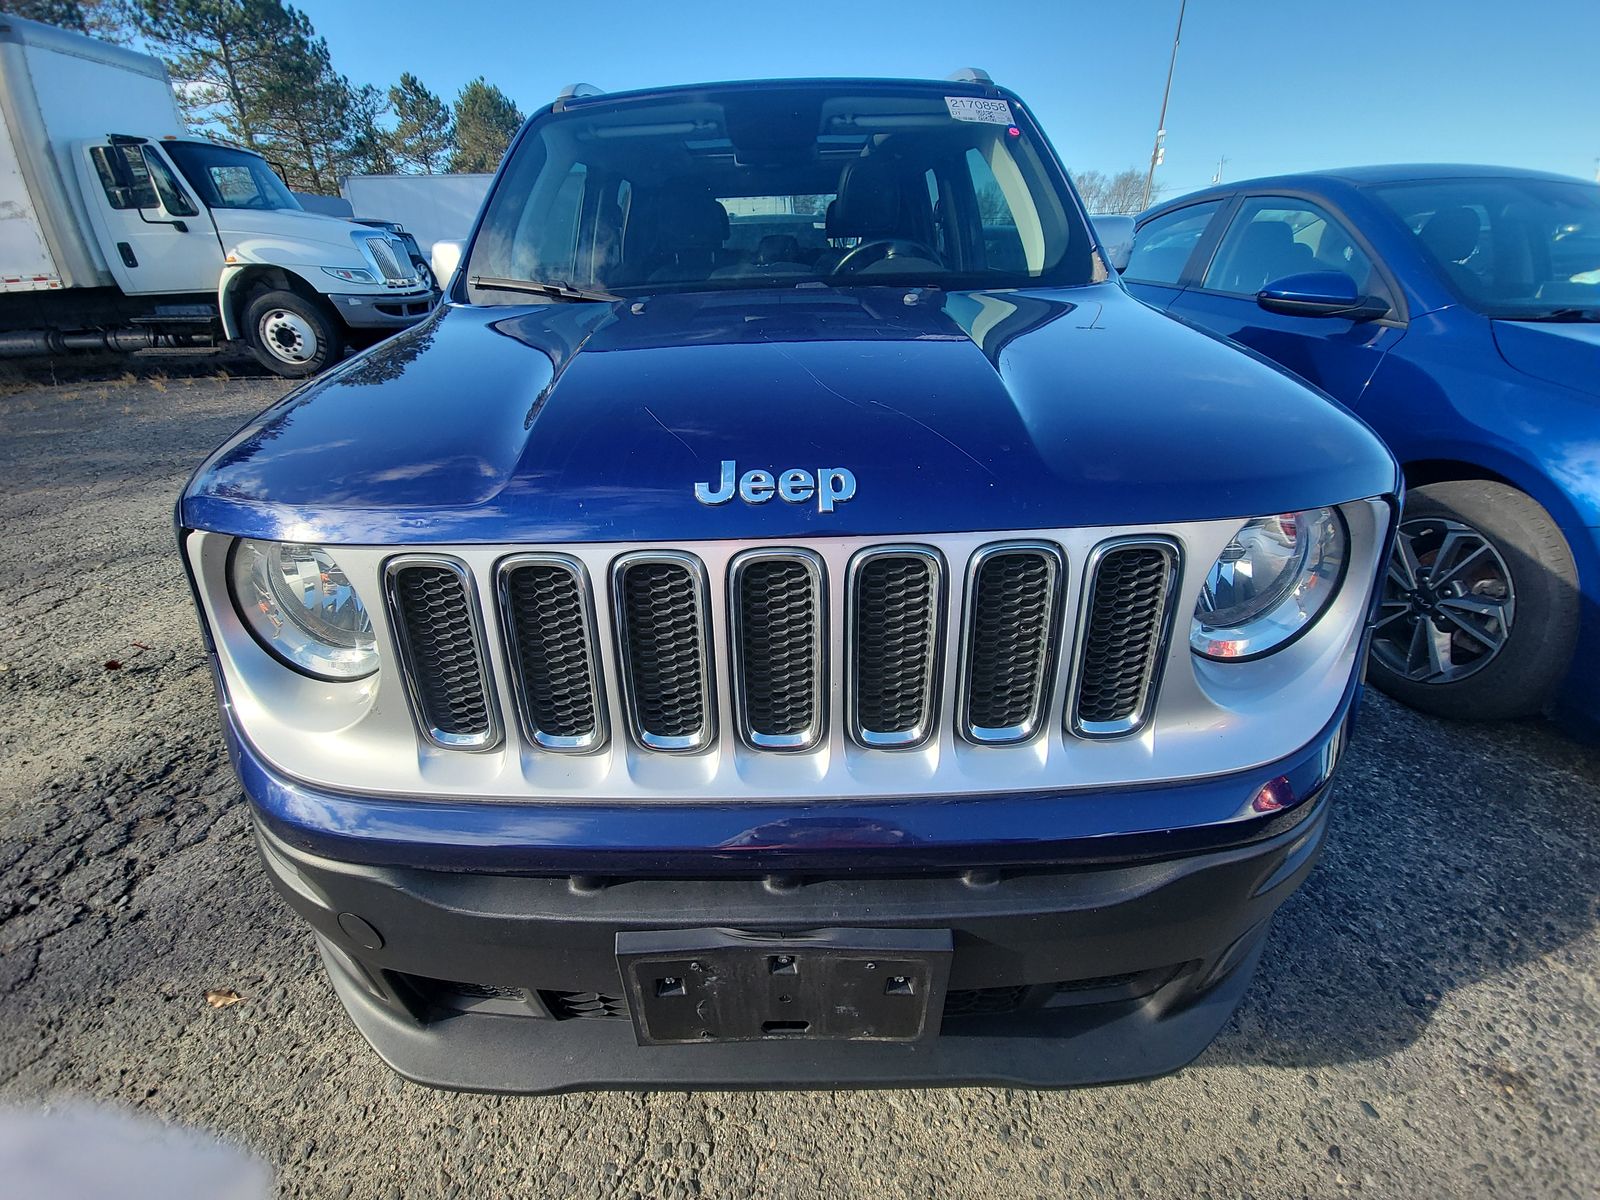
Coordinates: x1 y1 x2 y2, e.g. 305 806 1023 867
1491 318 1600 398
182 284 1399 544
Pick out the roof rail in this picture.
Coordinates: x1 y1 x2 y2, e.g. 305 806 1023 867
556 83 604 103
947 67 993 84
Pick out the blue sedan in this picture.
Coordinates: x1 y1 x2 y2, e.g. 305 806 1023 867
1124 165 1599 733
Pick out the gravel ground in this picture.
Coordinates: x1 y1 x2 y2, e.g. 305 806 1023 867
1 360 1596 1199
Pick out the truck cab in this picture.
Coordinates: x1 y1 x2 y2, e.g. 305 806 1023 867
0 14 434 376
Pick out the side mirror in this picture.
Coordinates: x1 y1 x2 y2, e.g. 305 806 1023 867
1257 271 1390 322
430 239 464 289
1090 215 1134 274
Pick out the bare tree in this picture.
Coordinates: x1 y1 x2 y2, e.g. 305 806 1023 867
1072 166 1156 214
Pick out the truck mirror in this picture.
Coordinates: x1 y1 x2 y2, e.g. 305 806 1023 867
431 239 464 288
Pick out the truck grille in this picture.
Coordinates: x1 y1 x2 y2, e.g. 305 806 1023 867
364 235 413 282
384 558 498 749
1071 540 1180 737
382 536 1183 758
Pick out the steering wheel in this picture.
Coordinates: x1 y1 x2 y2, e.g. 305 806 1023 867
831 237 943 275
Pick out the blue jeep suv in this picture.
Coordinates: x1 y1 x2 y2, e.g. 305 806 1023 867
1126 166 1600 734
178 74 1399 1092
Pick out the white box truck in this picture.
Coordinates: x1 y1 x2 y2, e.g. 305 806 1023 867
0 13 435 376
341 172 493 258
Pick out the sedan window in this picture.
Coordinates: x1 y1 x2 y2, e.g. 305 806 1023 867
1124 201 1222 284
1371 177 1600 318
1203 198 1381 299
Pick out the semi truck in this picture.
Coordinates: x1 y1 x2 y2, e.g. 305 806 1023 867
0 13 434 377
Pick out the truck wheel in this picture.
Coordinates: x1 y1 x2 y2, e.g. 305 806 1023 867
244 290 344 378
1368 480 1578 720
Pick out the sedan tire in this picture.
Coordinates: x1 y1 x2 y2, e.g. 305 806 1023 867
1369 480 1578 720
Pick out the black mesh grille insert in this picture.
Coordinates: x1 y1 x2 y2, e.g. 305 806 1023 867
943 985 1030 1018
1074 544 1175 730
736 557 821 745
963 549 1057 738
502 560 599 745
389 563 492 741
541 990 628 1020
852 553 939 743
618 559 709 746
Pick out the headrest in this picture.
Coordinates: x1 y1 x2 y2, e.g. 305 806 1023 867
657 188 729 250
1419 206 1479 264
1237 220 1294 255
755 234 800 263
831 157 901 238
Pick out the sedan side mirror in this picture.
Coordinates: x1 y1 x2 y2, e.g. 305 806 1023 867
430 239 465 289
1257 271 1391 322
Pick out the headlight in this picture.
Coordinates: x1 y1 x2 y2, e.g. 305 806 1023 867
1191 508 1347 660
322 266 377 284
229 539 378 679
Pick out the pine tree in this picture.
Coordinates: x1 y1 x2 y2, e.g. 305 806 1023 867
136 0 305 146
449 78 522 173
389 73 452 175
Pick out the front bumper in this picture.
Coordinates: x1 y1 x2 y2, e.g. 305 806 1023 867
327 289 436 329
257 796 1325 1093
232 693 1355 1093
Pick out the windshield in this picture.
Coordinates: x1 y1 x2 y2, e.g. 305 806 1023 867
165 141 301 212
1371 176 1600 317
464 84 1096 300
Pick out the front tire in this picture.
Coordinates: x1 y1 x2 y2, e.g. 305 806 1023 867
243 289 345 378
1368 480 1578 720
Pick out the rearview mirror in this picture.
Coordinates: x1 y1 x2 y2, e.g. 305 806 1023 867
1257 271 1390 322
430 239 464 289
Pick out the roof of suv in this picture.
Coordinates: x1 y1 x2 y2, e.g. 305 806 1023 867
557 75 1012 108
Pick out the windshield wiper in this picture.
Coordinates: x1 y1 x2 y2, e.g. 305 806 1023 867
1503 307 1600 322
468 276 620 303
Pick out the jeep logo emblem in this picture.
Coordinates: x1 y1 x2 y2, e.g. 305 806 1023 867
694 460 857 513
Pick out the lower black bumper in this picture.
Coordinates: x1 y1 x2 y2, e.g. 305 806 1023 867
254 791 1331 1093
327 290 436 328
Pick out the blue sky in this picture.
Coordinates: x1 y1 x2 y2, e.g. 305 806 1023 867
297 0 1600 196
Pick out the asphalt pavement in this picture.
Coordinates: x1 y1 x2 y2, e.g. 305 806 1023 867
1 360 1596 1198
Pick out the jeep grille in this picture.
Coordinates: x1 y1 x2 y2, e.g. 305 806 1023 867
380 536 1183 758
1070 540 1180 737
384 558 499 749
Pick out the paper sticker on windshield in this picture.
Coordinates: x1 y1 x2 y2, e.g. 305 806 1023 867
945 97 1014 125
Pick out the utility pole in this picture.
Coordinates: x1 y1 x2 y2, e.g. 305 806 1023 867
1141 0 1187 212
1211 155 1228 185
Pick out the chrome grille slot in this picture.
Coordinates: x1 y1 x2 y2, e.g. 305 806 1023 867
498 555 605 751
384 557 499 749
364 235 411 281
612 553 714 752
960 543 1062 744
730 550 825 751
1071 539 1180 737
848 548 943 749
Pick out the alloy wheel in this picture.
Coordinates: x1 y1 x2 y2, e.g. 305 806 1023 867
1371 517 1516 684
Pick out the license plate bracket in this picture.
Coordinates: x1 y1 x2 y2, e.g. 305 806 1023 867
616 928 952 1046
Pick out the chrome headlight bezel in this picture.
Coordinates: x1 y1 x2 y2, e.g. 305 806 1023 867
227 538 379 681
1190 507 1349 662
